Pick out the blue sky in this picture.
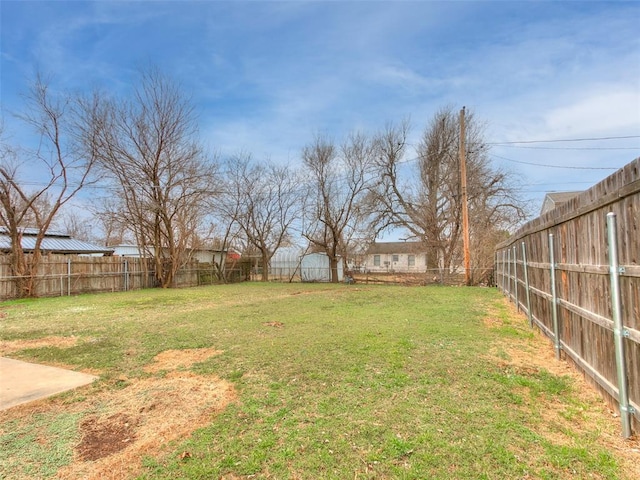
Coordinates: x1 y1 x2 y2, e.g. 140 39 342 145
1 0 639 220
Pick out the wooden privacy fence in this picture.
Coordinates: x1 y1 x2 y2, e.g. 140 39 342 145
495 157 639 438
0 255 231 300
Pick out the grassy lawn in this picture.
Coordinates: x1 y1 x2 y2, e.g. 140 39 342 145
0 283 637 479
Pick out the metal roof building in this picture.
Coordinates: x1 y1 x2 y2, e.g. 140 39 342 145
0 228 113 255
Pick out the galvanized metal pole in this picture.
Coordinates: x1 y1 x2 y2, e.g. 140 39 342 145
549 233 561 359
513 245 519 312
507 248 511 301
521 241 533 328
500 250 505 293
67 258 71 296
503 249 508 294
607 212 634 438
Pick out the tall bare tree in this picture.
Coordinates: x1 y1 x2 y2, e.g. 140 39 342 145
0 77 95 297
218 154 301 281
86 196 132 246
78 68 217 287
302 133 378 283
373 108 526 284
58 209 94 242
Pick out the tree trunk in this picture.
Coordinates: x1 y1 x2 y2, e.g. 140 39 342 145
10 249 29 298
261 252 270 282
329 255 339 283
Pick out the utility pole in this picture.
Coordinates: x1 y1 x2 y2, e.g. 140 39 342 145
459 107 471 285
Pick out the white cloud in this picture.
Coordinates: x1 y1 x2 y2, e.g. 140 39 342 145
544 89 640 137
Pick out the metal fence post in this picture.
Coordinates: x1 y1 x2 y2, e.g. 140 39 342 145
124 259 129 292
607 212 634 438
507 248 511 301
549 233 561 360
513 245 518 312
501 250 506 294
521 241 533 328
67 258 71 296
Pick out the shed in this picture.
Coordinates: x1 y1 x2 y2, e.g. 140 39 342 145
269 247 304 278
110 244 225 266
0 228 113 256
301 253 344 282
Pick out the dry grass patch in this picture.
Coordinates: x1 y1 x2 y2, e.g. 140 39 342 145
0 336 79 355
0 346 235 480
54 371 236 480
488 305 640 479
143 347 223 373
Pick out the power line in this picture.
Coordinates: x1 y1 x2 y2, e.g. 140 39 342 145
488 135 640 145
490 153 620 170
495 145 639 151
520 181 595 186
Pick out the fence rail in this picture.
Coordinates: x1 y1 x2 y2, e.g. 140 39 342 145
496 157 639 438
0 256 244 300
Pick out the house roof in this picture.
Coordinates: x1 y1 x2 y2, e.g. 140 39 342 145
366 241 427 255
540 191 583 215
108 244 227 257
0 228 113 255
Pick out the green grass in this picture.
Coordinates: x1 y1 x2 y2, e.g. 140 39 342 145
0 413 82 478
0 283 630 479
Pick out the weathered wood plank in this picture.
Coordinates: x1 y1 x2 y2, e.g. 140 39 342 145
495 157 640 434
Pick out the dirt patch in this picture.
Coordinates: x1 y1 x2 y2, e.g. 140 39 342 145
352 272 464 286
0 336 79 355
54 371 236 479
77 413 137 461
143 347 223 373
0 346 235 480
264 321 284 328
483 316 503 329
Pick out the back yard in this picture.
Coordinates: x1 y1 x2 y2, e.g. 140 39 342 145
0 284 638 479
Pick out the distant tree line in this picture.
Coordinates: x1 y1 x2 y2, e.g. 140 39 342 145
0 68 526 297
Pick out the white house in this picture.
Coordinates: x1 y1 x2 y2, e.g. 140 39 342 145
364 241 429 273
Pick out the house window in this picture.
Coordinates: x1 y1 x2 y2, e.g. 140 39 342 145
373 255 380 266
392 254 399 263
408 255 415 267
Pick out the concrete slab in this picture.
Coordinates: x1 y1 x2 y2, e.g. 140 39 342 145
0 357 98 411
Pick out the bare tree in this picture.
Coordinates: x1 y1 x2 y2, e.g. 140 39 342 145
218 154 301 281
0 77 95 297
87 196 132 246
373 108 526 284
302 133 378 283
210 188 246 282
58 209 94 242
77 68 217 288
